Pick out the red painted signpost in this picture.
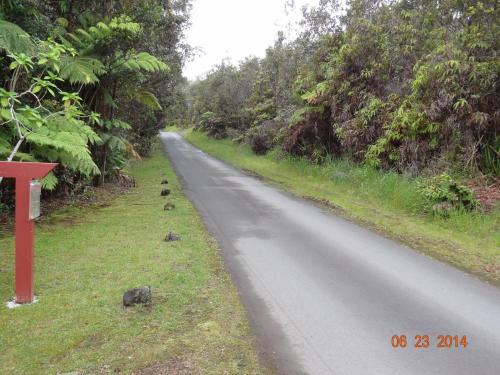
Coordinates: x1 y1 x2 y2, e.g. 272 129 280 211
0 161 57 304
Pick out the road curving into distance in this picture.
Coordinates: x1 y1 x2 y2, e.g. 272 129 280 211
160 132 500 375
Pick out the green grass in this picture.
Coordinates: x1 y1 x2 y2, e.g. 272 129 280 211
185 130 500 285
164 124 180 132
0 147 270 375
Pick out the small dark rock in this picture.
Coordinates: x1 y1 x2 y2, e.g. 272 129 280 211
123 286 152 307
164 202 175 211
161 179 169 185
161 188 171 196
165 232 180 242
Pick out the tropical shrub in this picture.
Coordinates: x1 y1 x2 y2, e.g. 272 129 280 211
196 112 227 139
0 0 192 211
187 0 499 187
246 120 281 155
418 173 477 216
0 30 100 188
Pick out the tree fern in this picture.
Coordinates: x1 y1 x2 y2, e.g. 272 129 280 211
68 16 141 50
0 20 35 55
28 129 100 176
60 56 106 84
24 114 101 177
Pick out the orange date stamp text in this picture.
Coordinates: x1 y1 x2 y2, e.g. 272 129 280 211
391 335 468 349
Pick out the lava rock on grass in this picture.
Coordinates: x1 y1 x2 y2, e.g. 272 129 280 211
123 286 152 307
164 202 175 211
165 232 180 242
161 179 169 185
161 188 171 196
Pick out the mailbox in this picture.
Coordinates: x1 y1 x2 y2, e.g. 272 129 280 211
29 180 42 220
0 161 57 303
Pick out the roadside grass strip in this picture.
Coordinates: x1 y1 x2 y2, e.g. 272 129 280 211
0 148 269 375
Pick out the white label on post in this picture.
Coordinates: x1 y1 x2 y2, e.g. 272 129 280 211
29 180 41 220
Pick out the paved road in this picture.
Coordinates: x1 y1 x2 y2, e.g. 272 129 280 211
160 132 500 375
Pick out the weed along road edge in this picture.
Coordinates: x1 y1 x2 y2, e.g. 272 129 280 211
160 131 500 375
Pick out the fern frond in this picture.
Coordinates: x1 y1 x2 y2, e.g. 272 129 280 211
0 135 12 156
26 115 101 176
66 32 84 47
75 28 93 42
109 17 141 34
129 88 162 110
0 20 36 55
41 172 58 190
60 56 106 84
12 151 36 161
96 22 110 32
101 88 118 109
111 119 132 130
112 52 168 74
100 119 132 131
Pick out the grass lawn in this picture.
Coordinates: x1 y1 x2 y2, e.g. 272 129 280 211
0 146 270 375
184 130 500 286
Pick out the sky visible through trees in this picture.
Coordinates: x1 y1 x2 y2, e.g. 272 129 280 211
183 0 323 80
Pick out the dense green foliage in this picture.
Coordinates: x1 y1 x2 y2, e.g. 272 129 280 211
0 0 191 208
418 173 477 216
185 0 499 212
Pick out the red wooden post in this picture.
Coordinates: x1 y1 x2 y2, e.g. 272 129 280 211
0 162 57 304
15 176 35 303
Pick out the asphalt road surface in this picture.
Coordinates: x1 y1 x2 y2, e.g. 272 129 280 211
160 132 500 375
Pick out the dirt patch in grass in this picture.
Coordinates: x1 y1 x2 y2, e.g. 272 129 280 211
483 263 500 277
0 183 132 237
469 178 500 211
